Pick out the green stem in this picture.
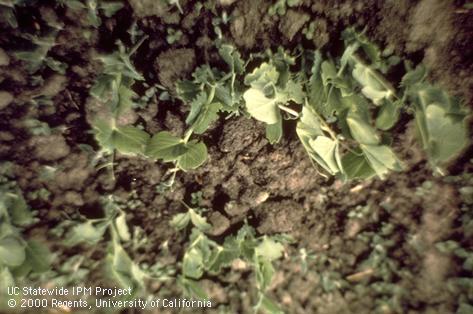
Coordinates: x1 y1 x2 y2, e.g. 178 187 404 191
278 104 299 118
129 35 149 56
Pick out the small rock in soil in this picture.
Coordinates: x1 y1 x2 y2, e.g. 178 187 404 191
32 134 70 161
0 48 9 66
279 10 310 42
35 74 67 98
64 191 85 206
208 211 231 236
224 200 249 217
0 91 13 110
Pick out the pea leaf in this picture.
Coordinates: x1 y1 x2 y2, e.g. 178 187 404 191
255 258 275 291
259 295 284 314
208 245 240 274
244 63 279 90
115 213 131 242
23 240 52 273
361 144 403 179
341 151 375 180
177 141 208 171
243 88 284 124
108 241 146 289
6 192 34 226
111 125 150 155
94 120 150 155
179 276 209 299
376 99 402 130
401 65 427 88
219 44 244 74
346 110 380 145
266 120 283 144
65 221 107 246
411 85 469 170
176 80 201 103
308 136 342 174
352 62 394 105
146 131 187 161
185 91 208 126
189 208 211 231
418 103 468 166
256 237 284 262
146 132 207 170
192 102 222 134
183 247 204 279
0 236 25 267
170 212 191 230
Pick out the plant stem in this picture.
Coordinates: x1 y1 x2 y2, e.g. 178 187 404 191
278 104 299 118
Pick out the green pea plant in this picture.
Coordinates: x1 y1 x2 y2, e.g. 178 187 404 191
89 28 469 186
61 195 174 294
0 165 52 307
170 199 290 314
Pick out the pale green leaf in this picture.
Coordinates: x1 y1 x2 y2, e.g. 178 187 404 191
346 111 380 145
185 91 207 125
179 276 209 299
193 102 222 134
24 240 52 273
176 80 201 103
109 242 146 289
376 99 402 130
146 131 187 161
208 246 240 273
423 104 468 164
256 258 275 291
177 141 208 171
256 237 284 262
219 44 244 74
65 221 107 246
244 88 282 124
259 295 284 314
309 136 341 174
8 193 34 226
244 63 279 90
0 236 25 267
352 63 393 105
283 79 304 104
183 247 204 279
401 65 426 88
266 120 283 144
189 209 211 231
341 151 375 180
361 144 403 178
170 212 191 230
115 213 131 242
99 1 124 17
111 125 150 155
